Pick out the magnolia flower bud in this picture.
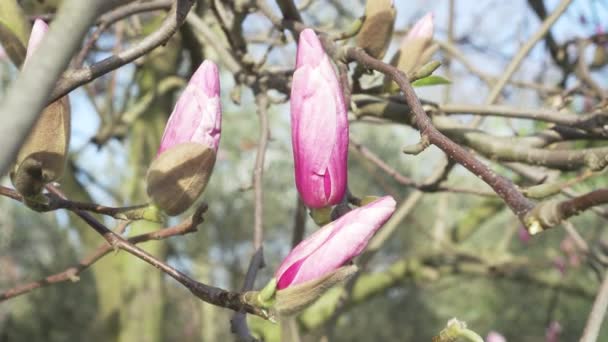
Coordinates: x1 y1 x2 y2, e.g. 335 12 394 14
385 13 436 91
11 19 70 198
356 0 396 59
291 29 348 209
271 196 396 313
275 265 357 315
146 60 221 215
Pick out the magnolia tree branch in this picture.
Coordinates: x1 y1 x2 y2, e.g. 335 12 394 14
230 92 271 342
439 103 608 130
0 213 201 301
526 189 608 229
0 0 106 176
581 272 608 342
0 185 156 221
42 185 271 320
346 48 535 220
75 0 174 67
252 93 270 250
49 0 195 103
349 139 496 197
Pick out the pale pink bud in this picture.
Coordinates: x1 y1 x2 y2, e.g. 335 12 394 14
518 226 531 244
275 196 396 289
146 60 221 216
158 60 221 154
25 19 49 64
486 331 507 342
394 13 435 76
291 29 348 208
404 13 434 44
545 321 562 342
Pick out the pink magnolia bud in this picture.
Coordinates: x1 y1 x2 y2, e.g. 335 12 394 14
405 13 434 43
518 226 531 244
486 331 507 342
393 13 435 76
545 321 562 342
11 18 71 199
146 60 222 215
291 29 348 209
158 60 221 154
24 19 48 64
275 196 396 289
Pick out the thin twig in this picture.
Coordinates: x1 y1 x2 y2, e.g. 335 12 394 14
349 139 496 197
581 272 608 342
230 248 265 342
75 0 173 67
44 185 271 320
252 93 270 250
291 196 307 247
49 0 195 103
0 186 155 221
527 189 608 230
471 0 573 126
0 0 107 175
0 212 203 301
347 48 534 220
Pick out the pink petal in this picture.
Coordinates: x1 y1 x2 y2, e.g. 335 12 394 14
24 19 49 64
158 60 221 154
296 29 324 68
276 196 396 288
405 13 434 44
290 29 348 208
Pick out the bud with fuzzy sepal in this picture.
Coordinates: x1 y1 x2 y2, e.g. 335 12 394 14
291 29 348 209
11 19 70 200
385 13 437 90
258 196 396 315
146 60 221 216
356 0 396 59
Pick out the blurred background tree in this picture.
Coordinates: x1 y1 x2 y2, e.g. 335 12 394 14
1 0 608 341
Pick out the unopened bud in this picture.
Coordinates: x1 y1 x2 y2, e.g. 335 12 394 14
146 142 216 216
11 96 71 197
11 19 70 199
274 264 357 315
356 0 395 59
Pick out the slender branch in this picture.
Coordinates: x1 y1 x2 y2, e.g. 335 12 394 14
291 196 307 247
0 0 106 176
75 0 173 67
231 92 271 341
349 139 496 197
252 93 270 249
440 103 607 128
0 210 203 301
527 189 608 229
186 12 243 74
347 48 534 219
43 185 271 320
581 272 608 342
474 0 573 124
0 186 157 221
49 0 195 103
231 248 265 342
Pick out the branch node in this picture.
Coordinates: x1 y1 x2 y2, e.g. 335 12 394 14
402 134 431 155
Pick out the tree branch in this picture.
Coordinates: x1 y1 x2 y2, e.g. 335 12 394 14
346 48 535 220
0 0 106 176
527 189 608 229
0 210 202 301
581 271 608 342
49 0 195 103
43 185 272 320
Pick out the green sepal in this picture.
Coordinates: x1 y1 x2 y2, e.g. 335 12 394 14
309 206 332 226
412 75 451 87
